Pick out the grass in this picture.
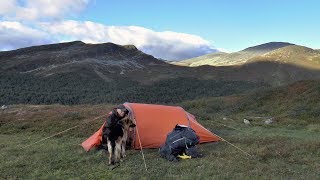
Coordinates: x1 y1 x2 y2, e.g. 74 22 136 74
1 103 319 179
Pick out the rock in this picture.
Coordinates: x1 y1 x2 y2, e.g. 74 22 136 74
264 118 274 124
243 118 252 125
1 105 8 110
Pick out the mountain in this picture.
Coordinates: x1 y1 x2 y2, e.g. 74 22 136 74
1 41 320 105
0 41 165 76
247 45 320 68
0 41 265 105
175 42 295 67
171 52 227 66
242 42 294 53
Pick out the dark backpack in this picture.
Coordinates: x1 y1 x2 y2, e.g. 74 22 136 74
159 124 202 161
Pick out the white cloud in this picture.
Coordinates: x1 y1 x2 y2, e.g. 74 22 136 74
0 0 218 60
0 21 52 50
0 0 17 16
39 20 218 60
0 0 90 21
216 48 230 53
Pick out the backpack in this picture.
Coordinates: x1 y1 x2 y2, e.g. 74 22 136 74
159 124 202 161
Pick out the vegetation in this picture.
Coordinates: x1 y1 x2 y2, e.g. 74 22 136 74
0 72 265 105
1 80 319 179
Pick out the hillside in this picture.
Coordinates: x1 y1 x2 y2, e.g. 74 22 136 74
242 42 294 53
238 80 320 119
171 52 227 66
175 42 294 67
182 80 320 121
0 41 264 105
0 41 165 76
247 45 320 68
1 80 319 179
1 41 320 105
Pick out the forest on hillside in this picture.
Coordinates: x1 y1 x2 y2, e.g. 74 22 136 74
0 72 266 105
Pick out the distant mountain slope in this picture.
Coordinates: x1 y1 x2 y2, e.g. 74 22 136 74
242 42 294 53
175 42 294 66
1 41 320 105
247 45 320 68
0 41 164 75
0 41 265 105
172 52 227 66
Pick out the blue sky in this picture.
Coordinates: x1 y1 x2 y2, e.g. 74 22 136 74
80 0 319 51
0 0 319 60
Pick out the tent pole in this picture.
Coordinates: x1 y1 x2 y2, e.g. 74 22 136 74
134 118 148 171
124 103 147 171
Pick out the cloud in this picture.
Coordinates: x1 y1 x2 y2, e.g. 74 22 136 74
0 0 16 16
0 0 218 60
0 0 90 21
0 21 52 50
40 20 218 60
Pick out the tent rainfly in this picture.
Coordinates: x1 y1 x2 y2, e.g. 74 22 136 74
81 103 220 151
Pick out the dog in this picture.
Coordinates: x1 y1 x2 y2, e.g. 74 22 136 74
106 115 136 165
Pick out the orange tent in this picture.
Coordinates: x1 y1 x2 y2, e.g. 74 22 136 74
81 103 220 151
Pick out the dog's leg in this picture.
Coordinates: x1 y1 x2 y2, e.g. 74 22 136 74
107 139 116 165
121 141 126 158
115 137 122 163
121 132 127 158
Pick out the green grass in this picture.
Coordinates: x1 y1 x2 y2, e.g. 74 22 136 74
1 103 319 179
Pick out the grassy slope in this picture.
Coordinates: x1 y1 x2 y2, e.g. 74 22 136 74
175 42 294 67
247 45 320 70
1 80 320 179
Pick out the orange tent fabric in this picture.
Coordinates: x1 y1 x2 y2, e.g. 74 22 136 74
81 122 105 152
81 103 220 151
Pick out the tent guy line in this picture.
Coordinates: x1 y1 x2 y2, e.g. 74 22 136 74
18 114 105 150
209 132 253 158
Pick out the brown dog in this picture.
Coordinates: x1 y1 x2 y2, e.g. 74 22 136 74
106 116 136 165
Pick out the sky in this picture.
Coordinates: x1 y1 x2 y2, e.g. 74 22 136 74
0 0 319 61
